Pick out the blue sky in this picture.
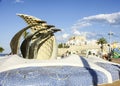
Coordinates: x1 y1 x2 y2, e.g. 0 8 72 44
0 0 120 53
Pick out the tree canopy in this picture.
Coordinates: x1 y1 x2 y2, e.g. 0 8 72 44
0 47 4 53
58 43 69 48
97 37 107 52
97 37 107 45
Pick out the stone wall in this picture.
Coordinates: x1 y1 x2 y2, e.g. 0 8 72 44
58 44 101 56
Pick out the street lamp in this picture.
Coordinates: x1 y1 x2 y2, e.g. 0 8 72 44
108 31 113 52
108 31 113 60
108 32 113 44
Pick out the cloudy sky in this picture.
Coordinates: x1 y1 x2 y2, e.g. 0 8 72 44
0 0 120 53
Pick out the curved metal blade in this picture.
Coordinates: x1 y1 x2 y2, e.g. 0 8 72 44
20 28 47 58
10 24 40 54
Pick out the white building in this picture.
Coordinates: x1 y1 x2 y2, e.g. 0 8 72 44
66 36 87 46
66 36 97 46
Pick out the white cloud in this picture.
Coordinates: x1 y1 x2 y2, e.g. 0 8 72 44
59 12 120 42
73 30 105 40
73 30 81 35
70 12 120 40
55 33 70 43
86 32 97 38
71 12 120 33
83 12 120 25
62 33 70 39
73 30 93 37
71 21 91 30
15 0 24 3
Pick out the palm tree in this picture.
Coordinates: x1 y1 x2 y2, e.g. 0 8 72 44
97 37 107 52
0 47 4 53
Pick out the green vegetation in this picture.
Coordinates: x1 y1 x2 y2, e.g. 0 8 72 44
97 37 107 52
0 47 4 53
58 43 69 48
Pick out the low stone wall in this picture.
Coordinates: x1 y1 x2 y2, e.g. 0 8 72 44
58 45 101 57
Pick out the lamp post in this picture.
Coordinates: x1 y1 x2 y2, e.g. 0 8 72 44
108 31 113 60
108 31 113 52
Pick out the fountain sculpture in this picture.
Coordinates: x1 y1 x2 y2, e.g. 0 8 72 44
0 14 120 86
10 14 60 59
